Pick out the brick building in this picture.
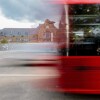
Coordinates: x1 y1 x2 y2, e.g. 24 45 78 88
0 19 59 43
29 19 58 42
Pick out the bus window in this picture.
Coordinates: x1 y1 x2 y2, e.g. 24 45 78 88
59 4 100 56
69 4 100 56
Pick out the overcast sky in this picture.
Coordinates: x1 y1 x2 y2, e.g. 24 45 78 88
0 0 62 29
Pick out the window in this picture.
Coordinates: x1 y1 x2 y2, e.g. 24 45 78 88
69 4 100 56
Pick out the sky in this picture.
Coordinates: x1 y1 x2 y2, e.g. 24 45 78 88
0 0 62 29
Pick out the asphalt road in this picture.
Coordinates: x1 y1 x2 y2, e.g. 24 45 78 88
0 43 100 100
0 66 99 100
0 78 100 100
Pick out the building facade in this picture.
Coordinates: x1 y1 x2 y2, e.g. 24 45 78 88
0 19 59 43
29 19 58 42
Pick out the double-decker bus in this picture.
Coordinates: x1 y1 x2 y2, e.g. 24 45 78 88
56 0 100 94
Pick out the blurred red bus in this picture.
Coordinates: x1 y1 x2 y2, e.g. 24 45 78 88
31 1 100 94
57 1 100 94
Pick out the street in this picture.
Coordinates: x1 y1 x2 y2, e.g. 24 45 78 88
0 44 99 100
0 76 99 100
0 62 99 100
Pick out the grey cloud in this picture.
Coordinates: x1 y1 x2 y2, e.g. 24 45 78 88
0 0 63 22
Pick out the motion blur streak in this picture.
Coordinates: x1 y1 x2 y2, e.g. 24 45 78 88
0 42 61 91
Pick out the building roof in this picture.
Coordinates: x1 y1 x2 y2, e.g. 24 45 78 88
0 28 37 36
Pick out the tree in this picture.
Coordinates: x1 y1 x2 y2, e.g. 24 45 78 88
1 39 8 44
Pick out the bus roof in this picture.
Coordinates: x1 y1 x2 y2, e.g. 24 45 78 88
49 0 100 4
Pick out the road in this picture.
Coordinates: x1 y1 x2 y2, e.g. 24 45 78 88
0 77 100 100
0 64 99 100
0 43 99 100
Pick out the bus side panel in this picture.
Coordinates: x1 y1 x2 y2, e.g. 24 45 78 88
59 57 100 92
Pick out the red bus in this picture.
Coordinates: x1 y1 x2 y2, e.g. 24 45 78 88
32 1 100 94
56 0 100 94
